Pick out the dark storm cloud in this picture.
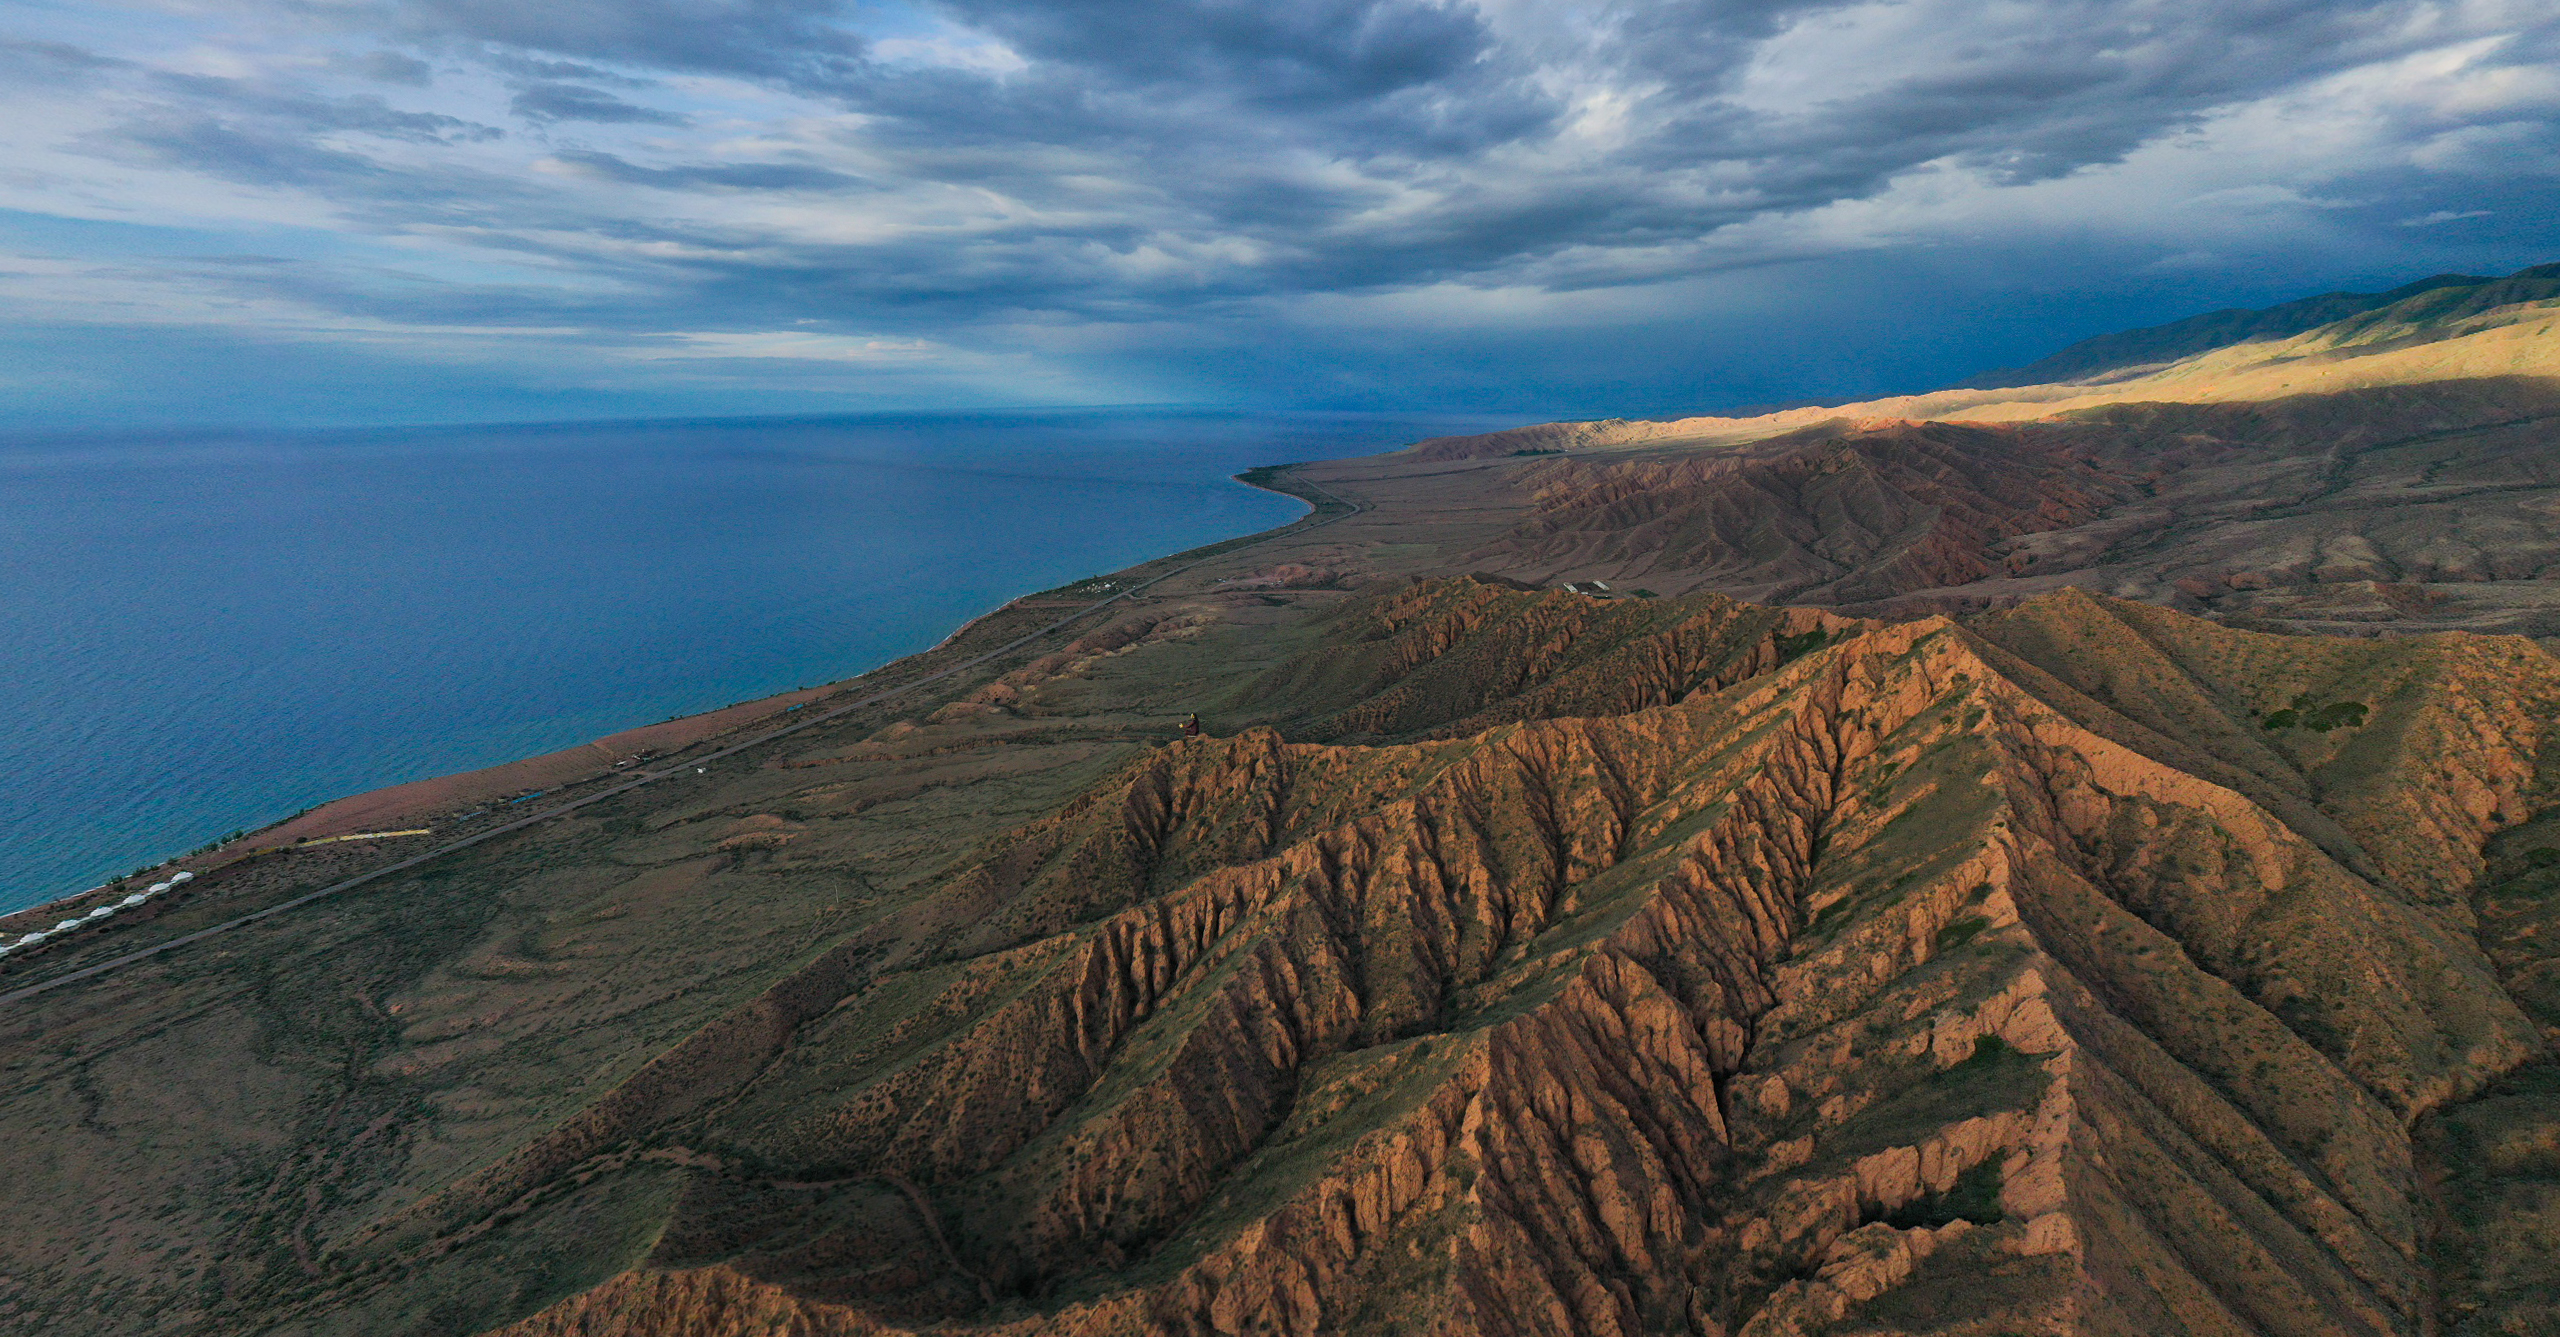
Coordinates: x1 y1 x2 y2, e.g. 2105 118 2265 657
845 1 1559 167
600 0 2473 315
75 0 2550 304
1659 0 2427 187
9 0 2558 419
936 0 1499 105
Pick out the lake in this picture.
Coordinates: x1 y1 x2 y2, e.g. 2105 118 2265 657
0 409 1518 914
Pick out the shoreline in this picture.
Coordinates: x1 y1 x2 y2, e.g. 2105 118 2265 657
4 408 1480 930
0 463 1342 963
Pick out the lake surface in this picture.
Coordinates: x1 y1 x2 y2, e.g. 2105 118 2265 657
0 409 1519 914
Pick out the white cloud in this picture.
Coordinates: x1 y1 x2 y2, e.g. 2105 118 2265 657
636 330 939 360
869 32 1027 75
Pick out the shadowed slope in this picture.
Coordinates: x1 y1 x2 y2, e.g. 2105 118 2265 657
5 556 2551 1335
370 586 2560 1337
1426 375 2560 635
1240 576 1866 743
1465 422 2134 606
1368 266 2560 637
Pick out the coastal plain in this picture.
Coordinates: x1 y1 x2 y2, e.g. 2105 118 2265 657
7 269 2560 1335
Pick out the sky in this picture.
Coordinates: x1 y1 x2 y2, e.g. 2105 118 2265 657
2 0 2556 426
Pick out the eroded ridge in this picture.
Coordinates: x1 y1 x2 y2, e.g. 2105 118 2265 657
450 584 2560 1337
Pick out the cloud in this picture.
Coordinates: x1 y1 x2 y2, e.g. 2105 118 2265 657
0 36 126 79
83 111 393 188
148 73 505 143
335 49 434 85
636 330 937 360
868 33 1026 76
508 81 686 124
388 0 867 82
933 0 1501 105
1 0 2556 422
2401 208 2494 226
543 149 864 191
479 51 654 86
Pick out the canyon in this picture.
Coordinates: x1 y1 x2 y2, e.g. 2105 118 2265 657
4 267 2560 1336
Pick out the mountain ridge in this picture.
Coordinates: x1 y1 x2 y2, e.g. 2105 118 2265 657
453 583 2560 1337
1404 261 2560 466
1956 271 2497 389
1369 264 2560 643
6 267 2560 1336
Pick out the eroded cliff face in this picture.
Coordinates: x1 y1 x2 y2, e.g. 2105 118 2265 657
436 582 2560 1337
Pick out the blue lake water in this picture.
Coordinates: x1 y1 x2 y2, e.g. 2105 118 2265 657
0 409 1518 914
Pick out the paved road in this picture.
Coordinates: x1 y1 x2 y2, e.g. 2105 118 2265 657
0 469 1365 1009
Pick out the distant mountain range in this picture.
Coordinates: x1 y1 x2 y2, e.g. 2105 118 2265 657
1404 260 2560 639
1961 262 2560 388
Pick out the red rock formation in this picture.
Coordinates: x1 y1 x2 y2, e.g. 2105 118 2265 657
454 585 2560 1337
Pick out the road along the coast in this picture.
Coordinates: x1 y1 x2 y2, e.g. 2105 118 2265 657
0 468 1364 1009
